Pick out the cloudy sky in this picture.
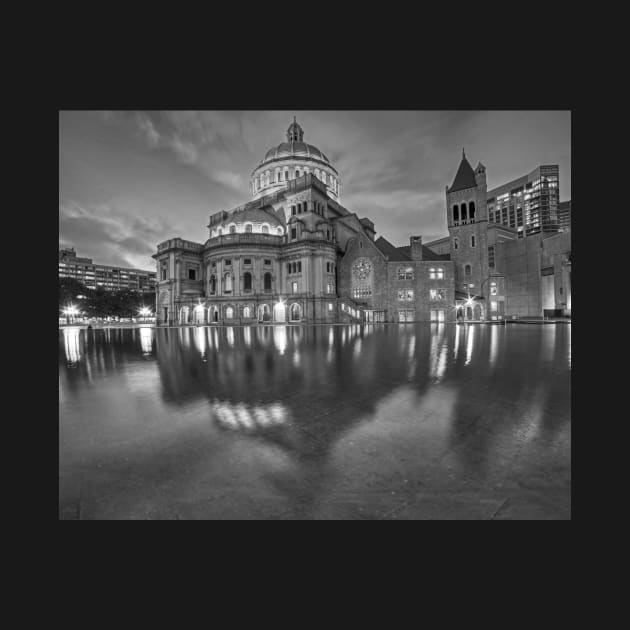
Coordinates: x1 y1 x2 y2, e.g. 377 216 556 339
59 111 571 270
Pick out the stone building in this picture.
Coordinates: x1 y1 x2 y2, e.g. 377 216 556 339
153 119 571 325
153 119 456 325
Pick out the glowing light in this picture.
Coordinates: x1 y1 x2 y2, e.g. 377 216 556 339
193 327 207 357
226 327 235 348
138 307 151 317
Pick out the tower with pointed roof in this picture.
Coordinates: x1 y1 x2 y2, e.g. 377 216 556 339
446 150 490 307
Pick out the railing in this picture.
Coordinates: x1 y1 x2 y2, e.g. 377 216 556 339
157 238 204 253
204 233 283 249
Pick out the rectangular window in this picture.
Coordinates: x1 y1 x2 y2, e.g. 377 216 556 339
490 300 498 311
397 290 414 301
244 258 252 266
188 269 196 280
264 259 271 266
398 309 414 322
430 309 445 322
490 283 498 296
327 283 334 294
297 261 302 273
224 259 232 266
292 281 298 294
430 289 445 301
161 268 166 280
398 267 414 280
328 303 333 312
291 228 297 240
488 246 495 268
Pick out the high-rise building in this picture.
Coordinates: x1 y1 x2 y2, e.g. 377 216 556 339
59 247 156 292
558 200 571 232
486 165 560 237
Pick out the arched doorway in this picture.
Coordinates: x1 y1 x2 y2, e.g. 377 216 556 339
194 305 205 324
474 304 483 321
273 302 286 322
466 306 473 321
179 306 190 325
290 303 301 321
212 307 219 323
258 304 270 322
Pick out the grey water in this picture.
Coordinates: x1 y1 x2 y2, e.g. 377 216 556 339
59 323 571 519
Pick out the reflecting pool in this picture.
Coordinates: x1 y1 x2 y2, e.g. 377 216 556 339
59 323 571 519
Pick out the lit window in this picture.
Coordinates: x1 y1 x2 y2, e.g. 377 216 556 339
328 303 333 312
292 281 298 294
490 282 498 296
243 306 252 318
398 267 414 280
245 224 253 233
430 288 446 301
490 301 498 311
225 307 234 319
398 290 414 301
327 283 334 294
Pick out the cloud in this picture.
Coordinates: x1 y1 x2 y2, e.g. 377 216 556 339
59 200 178 270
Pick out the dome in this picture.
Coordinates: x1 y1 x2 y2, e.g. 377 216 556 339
261 141 331 166
251 118 341 202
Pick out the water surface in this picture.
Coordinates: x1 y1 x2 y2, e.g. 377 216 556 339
59 323 571 519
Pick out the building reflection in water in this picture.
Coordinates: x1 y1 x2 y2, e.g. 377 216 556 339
60 322 571 517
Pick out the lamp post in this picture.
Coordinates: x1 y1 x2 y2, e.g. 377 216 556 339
138 306 151 324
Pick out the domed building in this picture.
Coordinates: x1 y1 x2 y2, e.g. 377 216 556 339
154 118 455 326
251 118 340 202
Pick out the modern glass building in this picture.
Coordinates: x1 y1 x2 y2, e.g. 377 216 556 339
59 248 156 292
557 200 571 232
486 165 560 237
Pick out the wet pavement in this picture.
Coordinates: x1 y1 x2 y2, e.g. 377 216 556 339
59 323 571 520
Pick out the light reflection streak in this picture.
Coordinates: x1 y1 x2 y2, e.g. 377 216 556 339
226 327 235 348
454 322 461 361
244 326 252 347
465 324 475 366
489 324 498 368
353 338 362 358
429 325 446 382
273 326 287 355
193 327 207 358
140 327 154 354
568 324 571 368
63 327 82 364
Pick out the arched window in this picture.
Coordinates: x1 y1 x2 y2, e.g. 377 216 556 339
263 272 272 292
469 201 476 221
224 273 233 292
262 224 269 234
230 225 236 234
295 170 301 178
243 306 252 318
453 204 459 223
453 237 459 250
290 303 301 321
243 272 252 292
209 275 216 294
277 227 283 235
225 306 234 319
461 203 468 222
245 224 252 233
465 264 472 276
470 234 476 247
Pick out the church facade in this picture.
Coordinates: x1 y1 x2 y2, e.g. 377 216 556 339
153 119 570 325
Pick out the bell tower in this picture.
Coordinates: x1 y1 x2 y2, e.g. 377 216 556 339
446 150 489 299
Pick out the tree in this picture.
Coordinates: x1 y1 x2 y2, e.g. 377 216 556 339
59 278 91 312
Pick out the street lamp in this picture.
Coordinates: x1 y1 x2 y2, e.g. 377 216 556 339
63 304 79 325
